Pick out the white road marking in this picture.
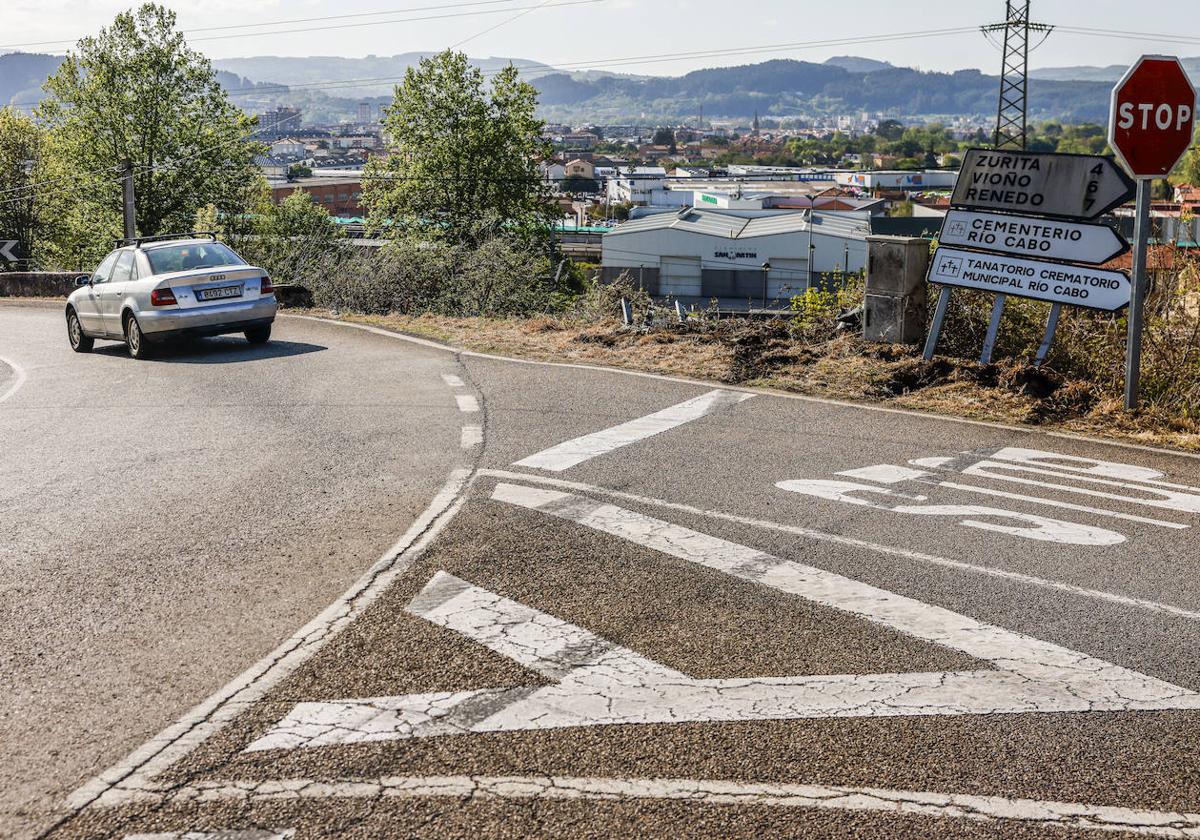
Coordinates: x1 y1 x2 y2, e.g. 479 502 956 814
479 468 1200 623
778 479 1125 545
513 389 752 471
913 450 1200 514
125 832 292 840
110 775 1200 839
284 312 1200 463
248 485 1200 751
455 394 480 413
839 464 1187 530
441 373 465 388
65 468 476 810
0 354 28 405
460 425 483 449
991 447 1200 490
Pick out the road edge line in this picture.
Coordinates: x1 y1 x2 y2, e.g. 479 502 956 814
51 465 476 826
280 313 1200 463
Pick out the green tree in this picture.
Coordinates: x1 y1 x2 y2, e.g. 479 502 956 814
874 119 906 141
37 3 262 266
0 108 42 269
652 127 675 146
363 50 555 246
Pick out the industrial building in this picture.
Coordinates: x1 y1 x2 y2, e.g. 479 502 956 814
600 207 871 302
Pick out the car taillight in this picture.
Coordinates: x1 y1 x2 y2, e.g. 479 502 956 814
150 288 177 306
260 276 275 295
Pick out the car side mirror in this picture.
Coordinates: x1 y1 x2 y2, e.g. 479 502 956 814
74 275 91 287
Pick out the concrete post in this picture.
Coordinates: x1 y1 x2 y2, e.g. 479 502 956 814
863 235 930 345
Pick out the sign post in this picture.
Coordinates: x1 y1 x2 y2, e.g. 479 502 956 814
1108 55 1197 409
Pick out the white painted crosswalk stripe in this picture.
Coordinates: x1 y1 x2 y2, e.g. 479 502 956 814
441 374 465 388
245 483 1200 753
455 394 479 413
513 389 752 471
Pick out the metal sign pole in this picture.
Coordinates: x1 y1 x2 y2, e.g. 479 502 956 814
1033 303 1061 367
980 294 1007 364
1123 179 1151 410
923 287 952 361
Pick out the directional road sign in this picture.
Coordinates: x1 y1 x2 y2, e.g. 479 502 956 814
1109 55 1197 179
951 148 1135 220
937 209 1129 265
927 246 1131 312
0 240 22 263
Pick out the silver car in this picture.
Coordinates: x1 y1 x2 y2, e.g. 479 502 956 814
65 234 277 359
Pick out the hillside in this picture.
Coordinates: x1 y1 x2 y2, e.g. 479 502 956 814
1 50 1136 125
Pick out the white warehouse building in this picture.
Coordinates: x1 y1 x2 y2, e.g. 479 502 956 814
600 208 870 300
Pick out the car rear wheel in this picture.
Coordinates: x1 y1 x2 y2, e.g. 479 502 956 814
245 324 271 345
67 309 94 353
124 313 153 359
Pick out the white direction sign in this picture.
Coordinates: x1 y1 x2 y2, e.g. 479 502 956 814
951 148 1135 220
938 210 1129 265
0 240 21 262
928 246 1131 312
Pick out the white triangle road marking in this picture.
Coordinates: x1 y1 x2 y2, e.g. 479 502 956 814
246 484 1200 752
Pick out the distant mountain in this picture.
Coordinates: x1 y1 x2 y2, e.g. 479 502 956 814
1031 57 1200 82
529 59 1114 123
211 53 556 98
0 48 1126 126
0 52 64 108
824 56 893 74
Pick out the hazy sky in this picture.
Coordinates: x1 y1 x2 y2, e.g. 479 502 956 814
2 0 1197 75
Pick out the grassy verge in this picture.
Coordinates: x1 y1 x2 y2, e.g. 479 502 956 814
296 308 1200 454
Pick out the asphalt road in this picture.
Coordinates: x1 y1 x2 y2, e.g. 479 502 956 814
5 301 1200 840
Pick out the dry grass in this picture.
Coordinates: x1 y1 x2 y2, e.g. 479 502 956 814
302 309 1200 454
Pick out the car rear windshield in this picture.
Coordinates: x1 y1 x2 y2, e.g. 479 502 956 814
145 242 246 275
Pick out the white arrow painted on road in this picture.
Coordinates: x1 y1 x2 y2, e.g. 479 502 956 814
246 483 1200 752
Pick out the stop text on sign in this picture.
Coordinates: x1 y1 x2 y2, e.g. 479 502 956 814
1115 101 1193 132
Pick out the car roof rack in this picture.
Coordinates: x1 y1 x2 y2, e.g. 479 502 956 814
114 231 218 249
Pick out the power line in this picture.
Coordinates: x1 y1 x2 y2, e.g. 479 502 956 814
0 0 581 51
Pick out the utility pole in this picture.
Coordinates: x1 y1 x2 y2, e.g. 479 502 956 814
121 160 136 241
976 2 1053 363
981 2 1052 151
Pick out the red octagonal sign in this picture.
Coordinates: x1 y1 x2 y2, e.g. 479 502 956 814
1109 55 1197 178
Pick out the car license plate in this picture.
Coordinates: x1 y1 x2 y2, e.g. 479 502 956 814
197 285 242 301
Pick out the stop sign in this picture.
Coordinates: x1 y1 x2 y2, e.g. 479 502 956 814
1109 55 1197 178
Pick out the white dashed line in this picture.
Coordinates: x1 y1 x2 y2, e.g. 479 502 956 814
460 425 483 449
513 389 752 472
455 394 480 413
130 774 1200 838
441 373 465 388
